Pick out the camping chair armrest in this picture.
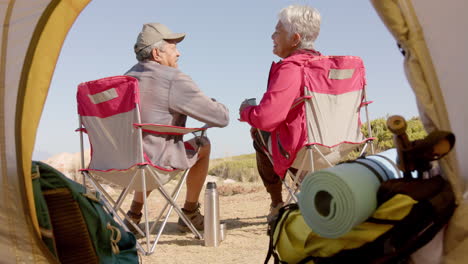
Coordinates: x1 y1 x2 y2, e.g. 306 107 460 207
360 100 374 107
133 123 208 135
75 128 87 133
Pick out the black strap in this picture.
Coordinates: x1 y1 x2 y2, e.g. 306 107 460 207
366 217 400 225
339 156 393 183
353 159 387 183
372 154 402 179
366 157 393 181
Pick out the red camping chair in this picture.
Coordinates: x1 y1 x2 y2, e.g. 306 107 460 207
76 76 207 255
259 56 375 203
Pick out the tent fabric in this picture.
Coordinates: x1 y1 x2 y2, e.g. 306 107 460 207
0 0 90 263
370 0 468 263
0 0 466 263
409 0 468 193
371 0 463 202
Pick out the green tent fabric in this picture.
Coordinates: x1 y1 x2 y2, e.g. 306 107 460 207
32 161 139 264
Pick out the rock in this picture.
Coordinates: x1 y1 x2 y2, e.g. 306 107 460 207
205 175 220 183
223 179 237 184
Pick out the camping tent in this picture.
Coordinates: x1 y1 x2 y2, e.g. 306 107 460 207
0 0 467 263
371 1 468 263
0 1 90 263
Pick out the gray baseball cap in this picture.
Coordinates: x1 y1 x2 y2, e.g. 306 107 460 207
134 23 186 54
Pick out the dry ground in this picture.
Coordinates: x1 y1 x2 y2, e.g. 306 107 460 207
114 180 277 264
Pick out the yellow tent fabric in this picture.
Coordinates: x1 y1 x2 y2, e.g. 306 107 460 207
0 0 90 263
371 0 468 263
371 0 463 203
0 0 466 263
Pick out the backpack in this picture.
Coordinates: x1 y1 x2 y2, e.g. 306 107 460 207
265 175 455 264
32 161 139 264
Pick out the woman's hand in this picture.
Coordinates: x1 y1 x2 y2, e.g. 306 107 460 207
239 100 251 115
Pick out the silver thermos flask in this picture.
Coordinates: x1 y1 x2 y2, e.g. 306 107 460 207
204 181 220 247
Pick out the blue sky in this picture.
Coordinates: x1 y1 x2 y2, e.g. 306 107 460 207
33 0 418 160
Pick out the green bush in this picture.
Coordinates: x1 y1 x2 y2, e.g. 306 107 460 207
361 116 427 152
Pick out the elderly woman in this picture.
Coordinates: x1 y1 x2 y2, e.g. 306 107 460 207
239 5 321 222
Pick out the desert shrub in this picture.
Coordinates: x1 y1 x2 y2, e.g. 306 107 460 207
208 154 260 183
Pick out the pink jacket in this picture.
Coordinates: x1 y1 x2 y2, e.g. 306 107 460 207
240 50 321 177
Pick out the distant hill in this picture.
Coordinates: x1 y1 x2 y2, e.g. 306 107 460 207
40 149 258 183
41 150 90 181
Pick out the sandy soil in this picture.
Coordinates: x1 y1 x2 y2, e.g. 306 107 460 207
118 181 276 264
42 153 275 263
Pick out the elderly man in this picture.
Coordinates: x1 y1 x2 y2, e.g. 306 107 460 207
125 23 229 232
239 5 322 223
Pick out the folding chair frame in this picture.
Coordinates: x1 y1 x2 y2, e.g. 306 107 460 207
258 84 375 205
78 108 206 256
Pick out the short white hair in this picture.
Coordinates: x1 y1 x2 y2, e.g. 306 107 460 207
278 5 321 50
136 39 168 62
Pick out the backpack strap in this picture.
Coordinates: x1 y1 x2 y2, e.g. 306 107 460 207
264 204 299 264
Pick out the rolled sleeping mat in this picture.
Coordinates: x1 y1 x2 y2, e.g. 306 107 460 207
297 148 404 238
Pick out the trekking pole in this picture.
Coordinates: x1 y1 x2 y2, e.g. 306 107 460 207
387 115 413 179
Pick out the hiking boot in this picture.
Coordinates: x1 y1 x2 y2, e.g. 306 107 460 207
267 202 284 223
123 210 142 234
177 204 204 233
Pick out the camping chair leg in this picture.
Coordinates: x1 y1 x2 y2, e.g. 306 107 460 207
359 142 369 157
114 169 139 212
150 169 190 253
158 185 203 239
284 171 308 204
285 147 315 204
283 178 299 203
285 171 310 205
93 169 145 237
79 118 86 187
147 169 203 240
81 170 127 216
81 170 144 238
113 170 147 238
140 167 152 254
114 188 128 209
363 91 375 154
284 157 307 204
291 155 307 187
149 170 187 234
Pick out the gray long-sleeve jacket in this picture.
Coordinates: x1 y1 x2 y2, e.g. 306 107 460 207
126 61 229 170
